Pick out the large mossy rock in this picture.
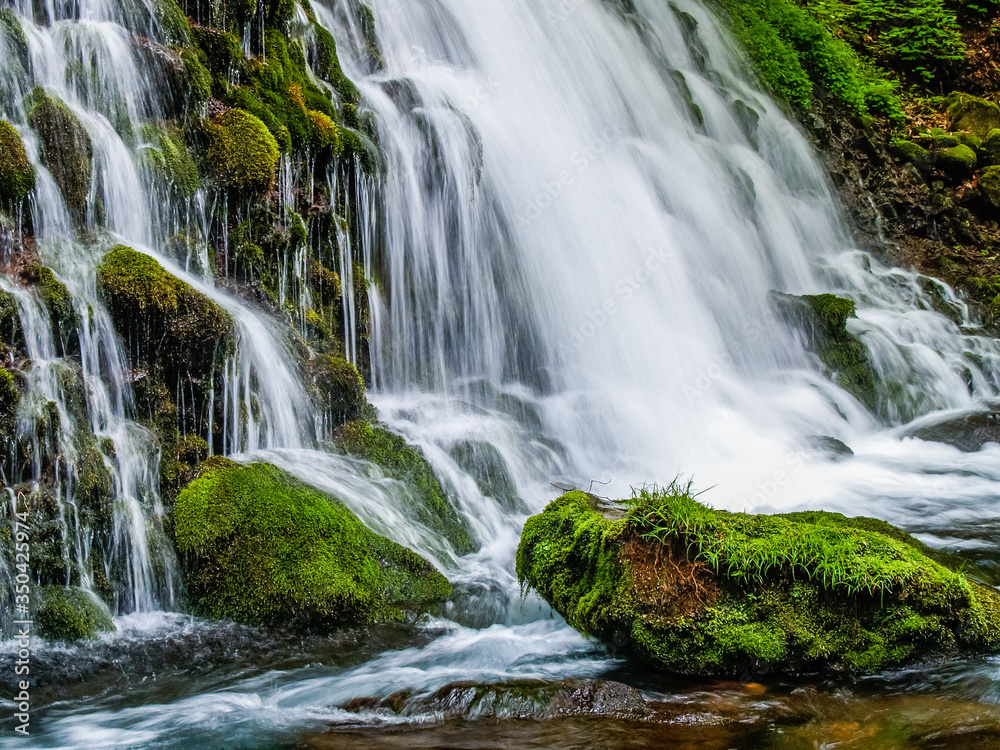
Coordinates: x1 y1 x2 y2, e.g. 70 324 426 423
25 87 92 224
772 292 878 412
0 120 34 208
97 245 233 381
173 460 452 628
947 92 1000 140
517 489 1000 676
335 421 478 555
35 586 115 641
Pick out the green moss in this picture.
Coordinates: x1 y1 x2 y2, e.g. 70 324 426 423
517 488 1000 676
205 109 280 193
19 263 76 339
935 143 977 178
308 355 368 425
152 0 191 46
35 586 114 641
0 121 35 207
179 49 212 103
981 166 1000 209
336 421 478 555
947 92 1000 139
141 123 199 197
774 292 878 412
0 8 28 71
450 440 526 514
174 461 452 628
890 138 931 171
25 88 93 224
309 22 360 104
190 25 242 79
97 245 233 381
0 366 18 445
983 129 1000 167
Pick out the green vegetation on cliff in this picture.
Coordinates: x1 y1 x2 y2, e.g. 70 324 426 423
0 121 34 208
517 487 1000 675
174 460 452 628
25 88 93 223
205 109 280 193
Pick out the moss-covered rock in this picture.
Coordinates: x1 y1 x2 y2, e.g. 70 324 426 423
0 8 28 72
0 121 34 208
173 460 452 628
983 129 1000 168
141 123 199 197
981 166 1000 210
890 138 931 172
517 488 1000 676
772 292 878 412
35 586 115 641
935 144 977 178
947 92 1000 140
97 245 233 382
335 421 478 555
204 108 280 193
25 88 93 224
0 366 18 445
19 263 77 346
307 354 368 426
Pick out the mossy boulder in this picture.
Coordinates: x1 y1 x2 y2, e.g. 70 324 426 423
307 354 369 426
0 121 34 207
173 460 452 628
890 139 931 172
981 166 1000 210
935 144 977 179
947 93 1000 140
204 108 280 193
20 263 76 342
772 292 878 412
0 366 18 445
983 129 1000 167
97 245 233 381
25 88 93 224
517 489 1000 676
335 421 478 555
35 586 115 641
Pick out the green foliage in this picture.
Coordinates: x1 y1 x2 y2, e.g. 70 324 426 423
36 586 114 641
25 88 93 224
174 461 452 628
0 121 35 207
205 108 280 192
517 487 1000 675
336 421 478 555
716 0 904 120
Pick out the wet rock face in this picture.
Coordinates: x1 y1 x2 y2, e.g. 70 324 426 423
450 439 526 513
517 489 1000 677
905 408 1000 452
341 679 653 721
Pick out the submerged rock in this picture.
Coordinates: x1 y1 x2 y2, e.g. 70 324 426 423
35 586 115 641
450 439 526 513
904 409 1000 452
335 420 478 555
173 460 452 628
517 488 1000 676
341 678 652 721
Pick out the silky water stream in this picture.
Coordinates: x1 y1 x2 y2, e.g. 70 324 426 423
3 0 1000 747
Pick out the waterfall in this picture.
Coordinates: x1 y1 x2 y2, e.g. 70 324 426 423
4 0 1000 743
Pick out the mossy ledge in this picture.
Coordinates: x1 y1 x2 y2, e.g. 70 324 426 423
517 487 1000 676
173 460 452 629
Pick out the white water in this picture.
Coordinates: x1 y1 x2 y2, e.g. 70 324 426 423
4 0 1000 746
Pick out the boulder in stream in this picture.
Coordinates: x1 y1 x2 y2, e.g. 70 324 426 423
173 459 452 629
517 487 1000 676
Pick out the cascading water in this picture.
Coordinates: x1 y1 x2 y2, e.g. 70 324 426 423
4 0 1000 746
